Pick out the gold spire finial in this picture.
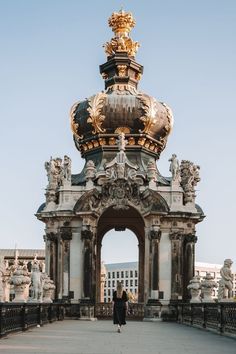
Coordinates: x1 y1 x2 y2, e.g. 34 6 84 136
104 9 140 57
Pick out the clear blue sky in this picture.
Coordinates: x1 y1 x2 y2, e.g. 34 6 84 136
0 0 235 267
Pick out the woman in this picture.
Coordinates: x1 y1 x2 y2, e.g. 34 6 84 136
112 282 128 333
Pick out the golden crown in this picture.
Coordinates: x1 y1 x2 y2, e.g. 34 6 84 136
108 9 136 35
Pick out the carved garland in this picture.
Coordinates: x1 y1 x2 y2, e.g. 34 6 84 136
87 92 107 134
70 101 83 140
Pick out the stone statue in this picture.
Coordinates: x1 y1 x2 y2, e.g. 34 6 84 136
30 262 43 302
0 256 6 302
169 154 180 181
117 133 127 151
63 155 71 183
218 259 234 301
187 276 201 303
45 157 63 188
147 159 158 182
180 160 200 203
85 160 96 181
201 272 217 302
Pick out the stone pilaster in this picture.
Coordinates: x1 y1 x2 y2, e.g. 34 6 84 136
46 232 58 296
60 226 72 299
81 227 94 300
149 228 161 298
169 232 183 300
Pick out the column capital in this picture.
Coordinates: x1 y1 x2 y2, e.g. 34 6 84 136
149 229 161 241
169 232 182 241
185 233 198 243
60 226 73 240
44 232 57 242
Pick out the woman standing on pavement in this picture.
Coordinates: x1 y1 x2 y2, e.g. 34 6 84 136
112 281 128 333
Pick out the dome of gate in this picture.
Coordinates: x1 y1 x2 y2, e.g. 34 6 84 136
70 10 173 159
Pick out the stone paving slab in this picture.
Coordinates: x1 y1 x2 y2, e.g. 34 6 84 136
0 320 235 354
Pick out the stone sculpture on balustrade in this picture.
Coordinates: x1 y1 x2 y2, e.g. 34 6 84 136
10 264 30 303
201 272 217 303
187 276 201 303
30 262 43 302
218 259 234 302
0 256 5 302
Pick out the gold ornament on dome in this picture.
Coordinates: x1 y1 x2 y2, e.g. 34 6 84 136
70 101 83 139
104 9 140 57
115 126 130 134
87 92 107 134
137 94 158 134
161 102 174 134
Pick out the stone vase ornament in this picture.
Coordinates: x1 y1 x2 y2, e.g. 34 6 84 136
43 275 55 303
10 266 30 302
201 272 217 302
187 276 201 303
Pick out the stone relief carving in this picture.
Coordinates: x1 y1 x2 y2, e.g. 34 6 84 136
169 154 180 182
87 92 107 134
218 259 234 301
137 94 158 134
180 160 200 203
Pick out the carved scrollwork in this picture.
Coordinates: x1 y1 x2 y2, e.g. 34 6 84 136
87 92 107 134
137 94 158 134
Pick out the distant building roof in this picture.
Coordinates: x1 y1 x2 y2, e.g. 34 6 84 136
105 262 138 270
0 249 45 258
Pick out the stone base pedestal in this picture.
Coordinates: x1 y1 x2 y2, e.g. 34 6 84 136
144 299 162 320
79 298 97 321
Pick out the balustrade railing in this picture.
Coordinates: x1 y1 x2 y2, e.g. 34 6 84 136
0 303 65 337
170 302 236 336
95 302 144 320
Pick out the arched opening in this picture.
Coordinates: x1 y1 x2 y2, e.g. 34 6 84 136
96 206 145 303
101 229 139 303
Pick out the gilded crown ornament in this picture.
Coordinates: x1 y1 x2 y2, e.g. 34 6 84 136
104 9 140 57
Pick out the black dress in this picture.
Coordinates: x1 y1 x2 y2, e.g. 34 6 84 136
112 290 128 325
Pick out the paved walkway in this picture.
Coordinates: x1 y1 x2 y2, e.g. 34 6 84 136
0 320 235 354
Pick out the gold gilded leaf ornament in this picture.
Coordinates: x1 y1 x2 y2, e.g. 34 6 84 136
70 101 83 139
87 92 107 134
137 94 158 134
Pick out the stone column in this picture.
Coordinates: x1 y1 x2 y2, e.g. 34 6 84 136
183 234 197 300
81 227 94 300
57 237 63 299
149 228 161 299
60 226 72 299
169 232 183 300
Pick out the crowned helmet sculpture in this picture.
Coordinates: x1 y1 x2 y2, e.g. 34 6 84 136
70 9 173 164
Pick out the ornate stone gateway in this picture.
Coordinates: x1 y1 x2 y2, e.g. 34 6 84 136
36 10 204 309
